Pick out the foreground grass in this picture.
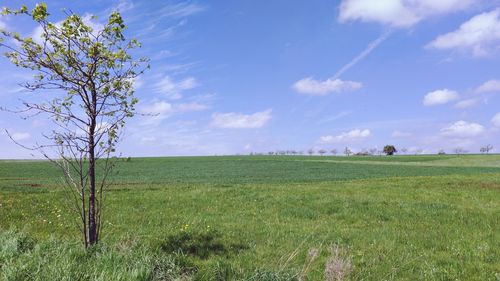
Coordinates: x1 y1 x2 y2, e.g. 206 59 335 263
1 156 499 280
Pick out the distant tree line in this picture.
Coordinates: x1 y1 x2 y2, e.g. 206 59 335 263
248 144 496 156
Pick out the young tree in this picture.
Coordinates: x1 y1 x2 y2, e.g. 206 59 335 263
480 144 493 154
318 149 327 156
307 148 315 156
330 149 338 156
344 147 352 156
0 4 148 247
383 145 397 156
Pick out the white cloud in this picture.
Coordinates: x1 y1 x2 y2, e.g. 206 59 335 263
339 0 473 28
454 99 479 109
292 77 362 96
492 113 500 127
139 101 207 124
423 89 459 106
211 109 272 129
440 120 484 137
475 79 500 93
391 130 412 138
319 129 371 143
11 132 31 141
427 9 500 57
141 101 173 115
154 76 198 100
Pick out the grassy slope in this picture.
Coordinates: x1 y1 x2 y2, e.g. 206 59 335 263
0 155 499 280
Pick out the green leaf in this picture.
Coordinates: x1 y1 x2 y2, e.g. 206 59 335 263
32 3 48 21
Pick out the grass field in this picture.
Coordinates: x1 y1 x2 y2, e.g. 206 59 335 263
1 155 499 280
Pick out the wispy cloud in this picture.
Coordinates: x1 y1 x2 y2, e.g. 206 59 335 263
492 113 500 127
317 111 352 124
211 109 272 129
157 2 206 19
333 30 392 80
153 76 199 100
391 130 412 138
454 98 479 109
139 100 208 125
2 130 31 141
115 0 135 12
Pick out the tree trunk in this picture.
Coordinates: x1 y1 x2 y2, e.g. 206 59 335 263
88 89 98 246
88 121 97 246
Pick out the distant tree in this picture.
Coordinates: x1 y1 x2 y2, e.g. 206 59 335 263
438 149 446 155
268 151 275 155
415 148 423 155
401 148 408 154
330 149 338 156
307 148 315 156
318 149 327 156
344 147 352 156
0 4 148 247
383 145 397 156
454 148 465 155
369 148 377 155
480 144 493 154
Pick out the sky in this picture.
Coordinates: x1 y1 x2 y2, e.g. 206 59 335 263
1 0 500 158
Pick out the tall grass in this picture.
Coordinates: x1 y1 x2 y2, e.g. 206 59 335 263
0 229 191 281
0 229 310 281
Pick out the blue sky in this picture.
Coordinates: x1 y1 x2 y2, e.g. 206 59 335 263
1 0 500 158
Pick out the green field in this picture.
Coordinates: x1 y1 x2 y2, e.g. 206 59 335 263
1 155 499 280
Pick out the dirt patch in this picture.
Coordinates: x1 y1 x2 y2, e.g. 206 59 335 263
13 183 43 188
477 182 500 189
109 182 166 186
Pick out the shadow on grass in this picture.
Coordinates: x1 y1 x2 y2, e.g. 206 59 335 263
159 230 248 259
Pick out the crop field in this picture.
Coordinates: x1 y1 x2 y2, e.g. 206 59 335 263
1 155 499 280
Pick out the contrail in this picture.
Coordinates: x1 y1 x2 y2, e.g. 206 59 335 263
333 29 393 79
